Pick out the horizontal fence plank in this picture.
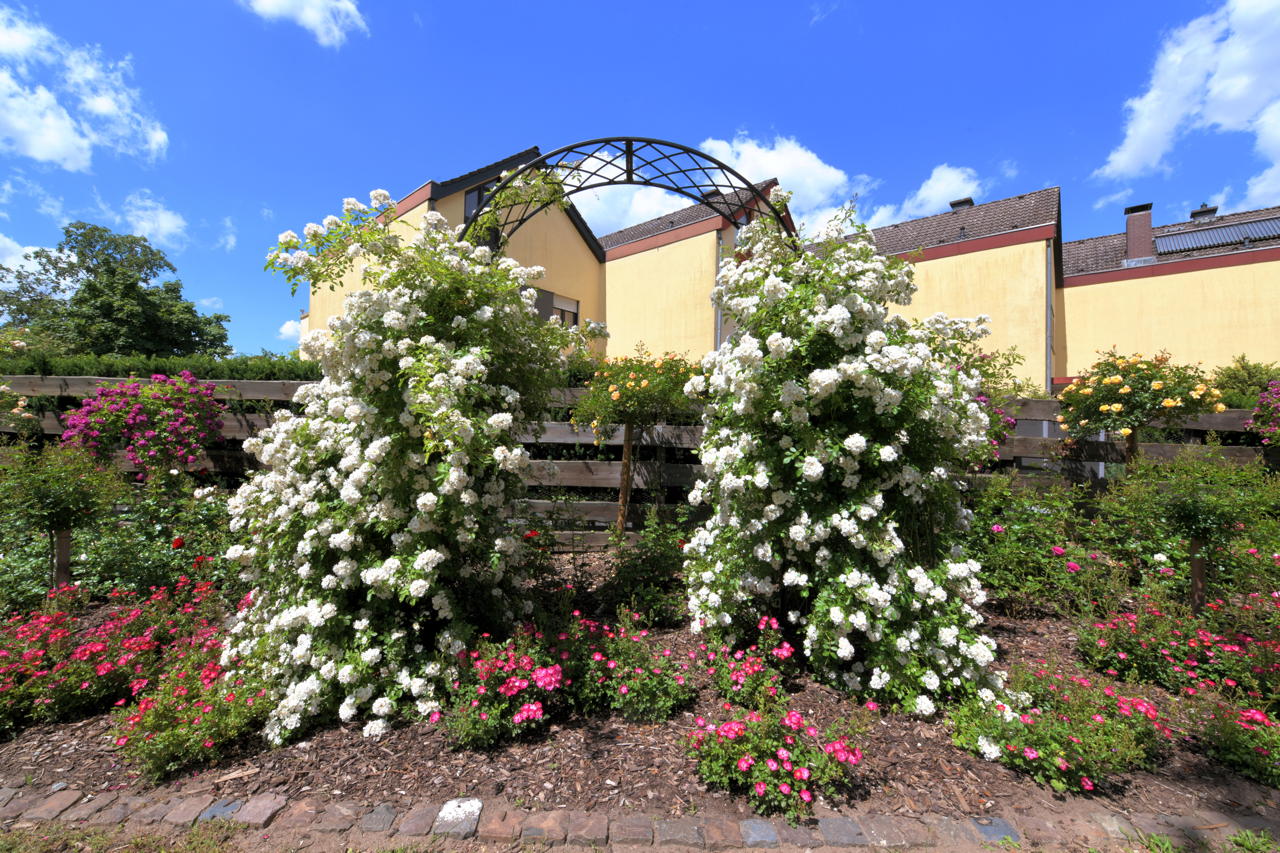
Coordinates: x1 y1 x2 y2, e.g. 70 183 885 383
1001 435 1268 464
523 460 701 488
2 375 309 402
523 421 701 448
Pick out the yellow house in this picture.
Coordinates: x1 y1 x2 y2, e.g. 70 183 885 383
302 145 1279 392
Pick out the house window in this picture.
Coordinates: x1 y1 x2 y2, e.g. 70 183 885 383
533 289 579 326
464 179 500 221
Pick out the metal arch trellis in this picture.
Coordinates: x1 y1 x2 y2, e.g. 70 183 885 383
458 137 796 244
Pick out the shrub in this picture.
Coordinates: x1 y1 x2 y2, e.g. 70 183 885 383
702 616 795 710
1246 380 1280 446
1211 354 1280 411
1196 701 1280 787
1056 350 1224 446
222 192 589 745
573 349 701 437
573 612 695 722
688 703 865 821
682 205 998 713
61 372 225 478
595 506 691 627
950 664 1169 792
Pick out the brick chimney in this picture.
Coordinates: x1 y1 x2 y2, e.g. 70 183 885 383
1190 203 1218 221
1124 203 1154 267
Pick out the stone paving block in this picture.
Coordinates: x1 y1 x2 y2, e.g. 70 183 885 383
233 792 287 828
703 818 744 851
89 796 148 825
477 808 522 843
396 801 440 837
0 792 32 819
0 788 17 809
23 790 82 821
522 809 569 844
970 815 1019 845
818 816 870 847
775 822 822 847
197 798 242 823
433 797 482 839
1196 808 1280 836
610 815 655 846
740 818 780 848
918 814 977 847
130 797 177 825
656 817 704 848
163 794 216 827
360 803 397 833
60 792 119 822
566 810 608 847
863 814 908 847
272 798 323 830
313 800 365 833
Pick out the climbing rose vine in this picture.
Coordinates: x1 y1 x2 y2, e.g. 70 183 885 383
221 191 583 744
682 205 1000 714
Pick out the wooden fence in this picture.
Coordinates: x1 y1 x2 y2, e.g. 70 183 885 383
4 375 1275 544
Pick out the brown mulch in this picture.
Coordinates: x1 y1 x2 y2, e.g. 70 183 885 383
1 555 1277 827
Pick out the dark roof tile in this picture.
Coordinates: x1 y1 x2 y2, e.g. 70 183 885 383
598 181 778 250
870 187 1060 256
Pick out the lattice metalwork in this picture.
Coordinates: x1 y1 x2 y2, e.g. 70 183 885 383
459 137 795 243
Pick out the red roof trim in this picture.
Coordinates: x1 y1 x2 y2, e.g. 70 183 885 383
395 181 438 218
603 215 730 261
1063 245 1280 287
887 223 1056 263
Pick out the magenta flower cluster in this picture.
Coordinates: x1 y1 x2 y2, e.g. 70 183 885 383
1245 380 1280 445
61 372 225 475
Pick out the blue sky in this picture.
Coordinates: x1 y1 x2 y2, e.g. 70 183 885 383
1 0 1278 354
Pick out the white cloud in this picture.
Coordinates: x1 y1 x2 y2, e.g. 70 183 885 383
1093 188 1134 210
0 230 36 268
198 296 224 310
1096 0 1280 210
864 164 985 229
0 7 167 172
240 0 368 48
122 190 187 251
999 160 1019 179
809 3 838 25
0 173 65 223
277 318 302 342
216 216 236 252
260 206 274 220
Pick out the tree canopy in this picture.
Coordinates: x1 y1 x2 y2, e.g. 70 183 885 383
0 222 231 358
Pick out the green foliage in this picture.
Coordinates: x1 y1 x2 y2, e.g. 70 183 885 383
573 611 695 722
0 222 230 357
687 703 865 821
1057 350 1224 442
595 506 691 626
0 350 321 381
572 349 701 439
1211 354 1280 411
949 665 1167 792
1090 452 1280 599
0 444 125 586
1194 702 1280 789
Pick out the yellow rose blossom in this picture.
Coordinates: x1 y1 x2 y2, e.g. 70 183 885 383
1161 398 1177 408
1111 403 1122 412
1099 404 1110 412
1119 427 1133 437
1214 402 1226 412
1059 423 1069 431
640 379 649 388
1119 385 1131 394
610 391 620 401
1080 388 1093 395
1055 415 1065 422
1151 381 1164 390
1079 419 1090 426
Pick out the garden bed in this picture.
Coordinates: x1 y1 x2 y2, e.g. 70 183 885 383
1 553 1275 833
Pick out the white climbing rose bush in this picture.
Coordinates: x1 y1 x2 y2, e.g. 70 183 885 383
682 206 1001 714
222 192 584 744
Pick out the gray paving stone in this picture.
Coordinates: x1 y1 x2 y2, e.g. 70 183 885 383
776 821 823 847
0 788 17 809
163 794 216 826
741 818 780 848
566 810 608 847
819 816 870 847
704 819 744 851
432 797 482 839
60 792 119 823
396 801 440 837
0 793 29 820
272 798 323 830
918 814 978 847
89 796 148 825
477 808 521 843
197 798 242 823
522 809 569 844
360 803 397 833
863 814 907 847
1093 811 1136 840
970 815 1019 844
233 793 287 828
610 815 654 846
313 800 365 833
23 790 82 821
132 798 178 825
656 817 704 848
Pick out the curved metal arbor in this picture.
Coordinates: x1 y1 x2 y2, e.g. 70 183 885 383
459 137 795 243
